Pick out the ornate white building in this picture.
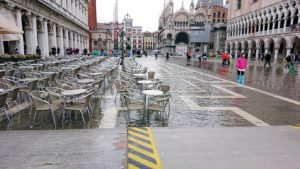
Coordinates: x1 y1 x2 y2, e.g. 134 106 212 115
0 0 89 58
226 0 300 62
157 0 229 56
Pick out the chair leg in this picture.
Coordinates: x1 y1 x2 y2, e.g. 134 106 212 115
33 110 37 124
50 110 57 129
80 110 86 127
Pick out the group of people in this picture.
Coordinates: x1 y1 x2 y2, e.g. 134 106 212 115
220 52 232 66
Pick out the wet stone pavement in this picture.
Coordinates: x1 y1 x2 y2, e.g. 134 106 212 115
1 56 300 130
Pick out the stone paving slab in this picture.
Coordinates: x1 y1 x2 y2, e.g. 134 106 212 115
152 126 300 169
0 129 127 169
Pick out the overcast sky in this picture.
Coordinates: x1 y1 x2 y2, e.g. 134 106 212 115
97 0 225 32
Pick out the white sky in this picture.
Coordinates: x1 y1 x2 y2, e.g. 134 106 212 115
96 0 225 32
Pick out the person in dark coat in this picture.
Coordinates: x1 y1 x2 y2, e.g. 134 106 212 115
264 52 272 68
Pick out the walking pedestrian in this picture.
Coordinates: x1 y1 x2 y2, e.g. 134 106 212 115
202 53 207 63
166 53 169 61
222 52 228 65
285 55 292 70
264 52 272 68
155 52 158 60
36 46 41 56
236 53 248 84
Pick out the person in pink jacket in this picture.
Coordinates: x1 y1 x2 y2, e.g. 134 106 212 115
236 53 248 84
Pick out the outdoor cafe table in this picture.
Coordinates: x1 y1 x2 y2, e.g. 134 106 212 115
18 78 38 83
138 80 154 90
77 79 95 85
142 90 164 125
134 74 147 78
41 72 56 75
30 64 43 67
19 66 34 70
61 89 87 96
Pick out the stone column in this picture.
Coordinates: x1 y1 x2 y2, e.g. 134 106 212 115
255 48 260 59
52 23 57 53
248 48 252 60
37 18 44 55
32 15 38 54
0 35 4 55
267 21 271 34
272 17 276 34
59 26 64 56
258 22 261 35
74 33 78 49
70 31 74 49
274 48 279 63
64 29 69 50
43 20 49 57
235 49 238 59
286 48 291 57
16 9 24 55
283 17 288 32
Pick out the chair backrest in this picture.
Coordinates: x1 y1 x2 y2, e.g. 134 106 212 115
143 67 148 74
31 91 46 109
114 81 122 91
160 85 170 94
0 71 5 78
148 72 155 80
29 80 38 91
0 93 8 108
6 69 15 76
8 87 19 101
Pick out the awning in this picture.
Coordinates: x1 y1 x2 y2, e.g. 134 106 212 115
0 14 23 34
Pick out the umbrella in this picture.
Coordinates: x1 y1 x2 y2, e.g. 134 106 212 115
0 14 23 34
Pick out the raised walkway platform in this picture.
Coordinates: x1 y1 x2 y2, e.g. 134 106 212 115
0 126 299 169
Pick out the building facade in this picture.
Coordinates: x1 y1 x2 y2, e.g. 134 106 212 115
143 31 154 51
226 0 300 62
91 22 114 52
122 14 143 51
157 0 227 56
0 0 89 58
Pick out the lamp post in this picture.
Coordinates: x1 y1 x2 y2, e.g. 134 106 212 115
119 25 125 65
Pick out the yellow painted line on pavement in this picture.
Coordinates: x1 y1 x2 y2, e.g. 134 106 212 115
128 127 162 169
292 125 300 131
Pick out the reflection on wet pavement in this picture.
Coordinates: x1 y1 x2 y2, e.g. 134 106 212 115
1 57 300 130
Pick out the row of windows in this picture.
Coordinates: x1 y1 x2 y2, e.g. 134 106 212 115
133 45 143 49
213 19 225 23
213 12 226 18
145 42 154 45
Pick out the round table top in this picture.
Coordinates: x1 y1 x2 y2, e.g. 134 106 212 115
61 67 75 70
134 74 146 77
19 66 34 69
90 72 104 76
30 64 43 67
132 68 142 71
137 80 154 84
61 89 87 96
142 90 163 96
0 89 5 92
77 79 95 84
18 78 38 82
41 72 56 75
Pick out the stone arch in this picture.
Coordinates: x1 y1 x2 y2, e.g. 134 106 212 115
175 32 189 44
264 38 275 54
275 36 287 58
290 36 300 55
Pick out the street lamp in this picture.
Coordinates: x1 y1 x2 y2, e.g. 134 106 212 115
119 25 125 65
